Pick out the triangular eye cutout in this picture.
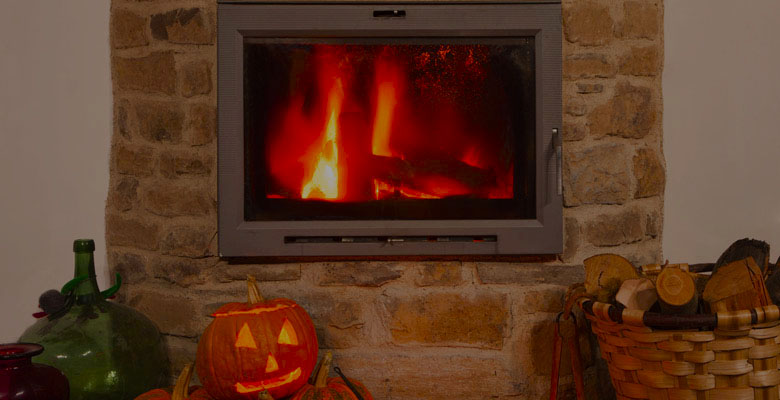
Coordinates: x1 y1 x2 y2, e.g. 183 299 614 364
235 323 258 349
277 319 299 345
265 353 280 373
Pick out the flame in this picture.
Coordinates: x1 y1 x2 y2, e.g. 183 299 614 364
301 80 344 200
371 81 397 157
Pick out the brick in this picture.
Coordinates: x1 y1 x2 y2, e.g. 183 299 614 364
109 250 147 284
128 289 200 337
414 262 463 286
332 352 520 399
135 101 184 144
109 176 138 211
563 143 631 206
150 8 213 45
106 214 160 250
382 292 508 349
142 184 213 217
620 1 660 40
159 151 212 178
563 217 581 262
111 9 148 49
213 263 302 283
588 81 655 139
113 52 176 94
319 262 402 287
634 148 665 199
476 264 584 285
619 46 660 76
585 207 644 247
114 144 154 176
179 60 212 97
563 1 614 46
576 82 604 94
187 103 216 146
160 224 215 258
564 53 615 79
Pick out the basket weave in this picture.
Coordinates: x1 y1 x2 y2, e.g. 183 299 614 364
579 298 780 400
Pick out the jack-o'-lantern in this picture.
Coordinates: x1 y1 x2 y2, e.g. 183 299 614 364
196 276 318 400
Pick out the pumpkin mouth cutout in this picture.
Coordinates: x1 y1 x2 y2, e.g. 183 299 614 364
235 367 302 394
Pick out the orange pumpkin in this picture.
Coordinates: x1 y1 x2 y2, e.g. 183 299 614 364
135 364 213 400
196 276 318 400
291 352 374 400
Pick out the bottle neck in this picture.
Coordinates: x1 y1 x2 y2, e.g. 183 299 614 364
73 251 101 300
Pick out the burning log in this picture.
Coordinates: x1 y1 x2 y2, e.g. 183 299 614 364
368 154 498 197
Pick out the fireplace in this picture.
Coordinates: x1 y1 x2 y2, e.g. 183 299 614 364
218 2 562 257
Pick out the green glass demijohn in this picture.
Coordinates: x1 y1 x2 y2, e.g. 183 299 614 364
19 239 170 400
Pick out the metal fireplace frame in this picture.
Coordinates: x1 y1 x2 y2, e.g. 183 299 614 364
218 1 562 257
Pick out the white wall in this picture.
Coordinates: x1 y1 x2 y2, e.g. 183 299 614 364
663 0 780 263
0 1 111 341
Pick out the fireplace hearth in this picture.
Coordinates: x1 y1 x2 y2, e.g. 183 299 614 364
218 2 562 256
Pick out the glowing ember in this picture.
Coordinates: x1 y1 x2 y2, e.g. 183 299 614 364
301 80 344 200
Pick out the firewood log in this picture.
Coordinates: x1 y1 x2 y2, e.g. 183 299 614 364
703 257 771 313
616 278 657 311
656 266 699 315
714 238 770 276
583 254 639 303
368 154 497 193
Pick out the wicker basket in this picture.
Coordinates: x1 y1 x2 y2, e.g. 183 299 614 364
578 297 780 400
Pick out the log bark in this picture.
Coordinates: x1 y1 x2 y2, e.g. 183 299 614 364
703 258 771 313
368 154 497 194
764 256 780 305
656 267 699 315
714 238 771 276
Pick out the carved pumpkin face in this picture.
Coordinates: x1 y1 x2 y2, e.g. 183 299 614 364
196 278 318 400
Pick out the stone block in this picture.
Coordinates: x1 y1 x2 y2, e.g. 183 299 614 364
563 143 631 206
179 60 212 98
476 264 584 286
109 176 138 212
150 8 213 45
113 51 176 94
319 262 402 287
114 143 154 176
564 53 615 79
135 101 184 144
187 103 216 146
522 316 593 377
109 250 147 284
159 151 212 178
142 184 213 217
619 46 659 76
127 288 200 337
619 1 660 40
563 1 614 46
563 217 581 262
564 98 587 116
633 147 665 198
298 294 367 349
115 99 133 139
151 256 215 287
332 352 521 399
522 288 565 314
160 224 216 258
585 207 644 247
646 210 661 238
576 82 604 94
213 263 302 283
563 122 587 142
588 81 655 139
106 214 160 250
413 262 463 286
381 292 508 349
162 335 198 385
110 9 148 49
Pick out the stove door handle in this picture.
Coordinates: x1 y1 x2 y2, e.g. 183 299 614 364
553 128 562 196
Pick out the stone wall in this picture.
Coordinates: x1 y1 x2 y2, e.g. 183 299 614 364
107 0 664 398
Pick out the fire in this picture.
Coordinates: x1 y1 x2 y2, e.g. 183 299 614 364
371 81 397 158
301 80 344 200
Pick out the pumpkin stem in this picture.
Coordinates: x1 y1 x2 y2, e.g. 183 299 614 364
247 275 265 304
171 363 195 400
314 351 333 388
257 390 274 400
